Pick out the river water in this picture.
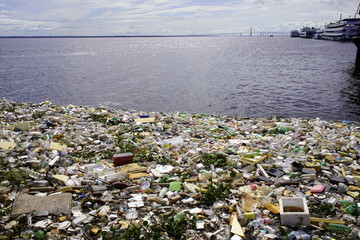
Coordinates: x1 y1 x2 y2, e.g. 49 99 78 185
0 37 359 121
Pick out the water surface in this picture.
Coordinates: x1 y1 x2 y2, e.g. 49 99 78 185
0 37 359 121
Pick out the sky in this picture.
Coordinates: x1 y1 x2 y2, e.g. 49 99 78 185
0 0 359 36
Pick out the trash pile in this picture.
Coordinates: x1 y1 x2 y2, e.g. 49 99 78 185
0 98 359 240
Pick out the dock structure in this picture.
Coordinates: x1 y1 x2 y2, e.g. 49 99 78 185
353 36 360 67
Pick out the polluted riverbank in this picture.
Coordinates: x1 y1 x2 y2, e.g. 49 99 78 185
0 98 359 240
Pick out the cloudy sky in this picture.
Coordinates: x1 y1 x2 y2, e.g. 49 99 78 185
0 0 359 36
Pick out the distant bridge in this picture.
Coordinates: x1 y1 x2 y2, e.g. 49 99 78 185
0 32 291 38
159 32 290 37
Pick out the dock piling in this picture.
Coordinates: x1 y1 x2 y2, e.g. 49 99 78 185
353 36 360 68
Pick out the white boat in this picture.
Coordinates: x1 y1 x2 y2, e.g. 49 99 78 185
322 4 360 41
299 27 317 38
322 18 360 41
313 29 324 39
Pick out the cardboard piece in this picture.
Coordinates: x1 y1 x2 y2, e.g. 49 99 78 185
0 141 16 150
119 163 147 173
134 117 156 123
50 142 67 151
6 121 31 131
230 213 245 238
52 175 69 184
128 173 148 179
11 193 72 217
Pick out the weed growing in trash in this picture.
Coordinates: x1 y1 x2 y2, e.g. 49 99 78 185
69 151 96 161
116 130 137 154
102 212 196 240
1 104 16 113
201 152 227 167
116 126 171 164
200 179 231 205
0 157 29 187
268 126 293 135
88 113 108 124
310 202 337 217
100 149 116 160
103 224 142 240
31 111 46 119
0 205 12 217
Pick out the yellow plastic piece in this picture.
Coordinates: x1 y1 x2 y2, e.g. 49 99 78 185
264 202 280 214
310 217 345 225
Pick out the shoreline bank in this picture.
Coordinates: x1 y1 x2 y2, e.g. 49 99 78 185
0 99 359 239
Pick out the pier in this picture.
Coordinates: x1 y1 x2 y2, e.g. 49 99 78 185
353 36 360 68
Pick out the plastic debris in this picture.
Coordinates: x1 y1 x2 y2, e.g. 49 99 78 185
0 99 359 239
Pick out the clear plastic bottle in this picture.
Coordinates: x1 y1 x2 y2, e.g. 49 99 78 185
288 230 311 240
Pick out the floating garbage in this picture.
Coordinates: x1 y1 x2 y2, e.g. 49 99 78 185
0 98 359 239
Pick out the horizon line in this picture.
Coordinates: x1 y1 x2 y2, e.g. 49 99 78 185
0 32 291 38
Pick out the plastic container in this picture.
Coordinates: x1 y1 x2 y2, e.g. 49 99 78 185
279 197 310 226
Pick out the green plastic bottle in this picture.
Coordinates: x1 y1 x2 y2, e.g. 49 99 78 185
339 200 351 207
34 230 45 240
325 223 352 233
345 203 358 214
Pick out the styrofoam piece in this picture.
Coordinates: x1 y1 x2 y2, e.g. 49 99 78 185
72 214 88 226
103 172 123 182
279 197 310 226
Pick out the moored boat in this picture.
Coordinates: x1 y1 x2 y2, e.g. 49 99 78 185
313 29 324 39
322 4 360 41
299 27 317 38
290 30 300 37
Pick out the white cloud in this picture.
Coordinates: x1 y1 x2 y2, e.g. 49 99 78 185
0 18 61 32
0 0 359 35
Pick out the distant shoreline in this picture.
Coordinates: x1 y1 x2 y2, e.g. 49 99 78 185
0 34 290 38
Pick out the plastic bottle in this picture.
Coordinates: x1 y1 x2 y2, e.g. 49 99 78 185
325 223 352 233
221 225 231 240
321 236 336 240
244 211 261 220
339 200 351 207
288 230 311 240
247 218 264 228
345 203 358 214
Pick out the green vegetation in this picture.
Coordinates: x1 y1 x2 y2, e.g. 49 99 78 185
2 104 16 112
88 113 108 124
310 202 336 217
100 150 116 160
200 180 231 205
69 151 96 161
201 152 227 167
0 157 29 187
0 205 12 217
116 127 137 153
31 111 46 119
268 127 293 135
102 212 196 240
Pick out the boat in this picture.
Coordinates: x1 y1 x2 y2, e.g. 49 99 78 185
322 18 360 41
290 30 300 37
322 4 360 41
299 27 317 38
313 29 324 39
